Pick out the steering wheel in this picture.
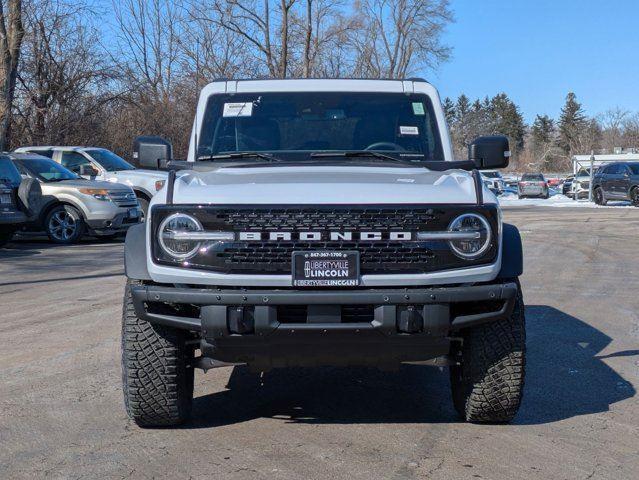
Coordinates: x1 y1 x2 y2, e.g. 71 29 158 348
364 142 405 151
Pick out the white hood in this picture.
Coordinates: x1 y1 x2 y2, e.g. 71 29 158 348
162 165 492 205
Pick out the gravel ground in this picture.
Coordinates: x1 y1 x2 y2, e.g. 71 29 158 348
1 207 638 480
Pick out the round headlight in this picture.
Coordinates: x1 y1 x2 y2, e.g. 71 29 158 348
447 213 492 259
158 213 203 259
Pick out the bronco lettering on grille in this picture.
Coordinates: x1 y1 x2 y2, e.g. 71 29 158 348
238 231 413 241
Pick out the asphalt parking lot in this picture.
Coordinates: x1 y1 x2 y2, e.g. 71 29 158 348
1 207 638 480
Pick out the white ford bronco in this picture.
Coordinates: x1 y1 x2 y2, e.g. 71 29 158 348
121 78 525 427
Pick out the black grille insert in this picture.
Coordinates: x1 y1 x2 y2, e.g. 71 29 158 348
152 205 499 275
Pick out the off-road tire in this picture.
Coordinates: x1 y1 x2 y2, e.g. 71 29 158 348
450 281 525 423
121 280 194 427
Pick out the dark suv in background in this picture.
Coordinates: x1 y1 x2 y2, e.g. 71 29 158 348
592 162 639 206
0 154 42 246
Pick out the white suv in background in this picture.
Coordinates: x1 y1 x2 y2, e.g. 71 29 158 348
15 146 167 217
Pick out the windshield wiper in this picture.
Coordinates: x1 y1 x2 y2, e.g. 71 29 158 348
310 150 419 165
198 152 280 162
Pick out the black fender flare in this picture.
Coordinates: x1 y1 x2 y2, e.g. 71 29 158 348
497 223 523 279
125 223 151 280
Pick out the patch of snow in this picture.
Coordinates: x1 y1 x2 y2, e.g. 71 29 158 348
498 193 633 209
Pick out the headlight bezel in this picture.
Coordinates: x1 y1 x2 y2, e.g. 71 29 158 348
447 213 493 260
157 212 204 260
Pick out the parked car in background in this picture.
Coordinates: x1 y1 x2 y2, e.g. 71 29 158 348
518 173 549 198
592 162 639 206
15 146 167 218
480 170 505 194
502 174 520 188
547 177 562 188
562 175 574 197
571 168 592 200
10 153 142 244
0 154 42 247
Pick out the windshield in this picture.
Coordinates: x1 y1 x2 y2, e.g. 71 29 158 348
0 158 22 186
197 92 444 161
576 168 591 178
86 149 135 171
15 158 79 182
522 173 544 181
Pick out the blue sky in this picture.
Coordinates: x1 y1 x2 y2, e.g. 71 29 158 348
434 0 639 122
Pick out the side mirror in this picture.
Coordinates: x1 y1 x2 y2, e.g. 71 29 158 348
79 164 99 177
468 135 510 169
133 136 173 170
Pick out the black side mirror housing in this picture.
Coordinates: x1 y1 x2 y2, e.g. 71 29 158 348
133 136 173 170
468 135 510 169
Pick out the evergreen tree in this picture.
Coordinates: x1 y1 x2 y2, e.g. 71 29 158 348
455 94 471 122
490 93 526 151
558 92 587 154
442 97 455 126
531 115 555 146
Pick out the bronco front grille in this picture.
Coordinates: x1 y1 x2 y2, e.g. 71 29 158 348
151 205 499 275
217 241 435 274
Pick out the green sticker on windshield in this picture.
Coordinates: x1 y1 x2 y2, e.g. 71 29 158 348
412 102 425 115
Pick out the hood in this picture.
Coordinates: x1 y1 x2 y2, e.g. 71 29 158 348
42 179 132 191
166 165 486 205
106 169 168 180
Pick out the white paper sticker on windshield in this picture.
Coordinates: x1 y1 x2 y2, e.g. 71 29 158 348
223 102 253 117
400 126 419 135
412 102 425 115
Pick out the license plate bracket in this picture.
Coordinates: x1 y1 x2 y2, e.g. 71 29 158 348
292 251 360 287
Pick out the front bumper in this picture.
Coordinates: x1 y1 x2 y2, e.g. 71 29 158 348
130 281 518 369
86 209 141 235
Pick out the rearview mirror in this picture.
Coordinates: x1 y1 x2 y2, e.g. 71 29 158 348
468 135 510 169
133 136 173 170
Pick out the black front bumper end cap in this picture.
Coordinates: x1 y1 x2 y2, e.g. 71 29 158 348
129 282 519 334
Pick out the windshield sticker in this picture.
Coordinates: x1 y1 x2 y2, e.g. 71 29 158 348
399 126 419 136
412 102 425 115
223 102 253 117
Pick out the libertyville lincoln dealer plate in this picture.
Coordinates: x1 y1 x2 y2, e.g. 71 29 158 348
292 251 360 287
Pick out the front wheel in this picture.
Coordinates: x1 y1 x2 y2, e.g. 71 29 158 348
121 280 194 427
450 281 526 423
594 187 606 205
631 187 639 207
45 205 85 244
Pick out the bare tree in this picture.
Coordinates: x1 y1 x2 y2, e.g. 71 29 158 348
352 0 452 79
13 0 115 146
598 107 629 152
112 0 184 99
0 0 23 149
203 0 294 78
